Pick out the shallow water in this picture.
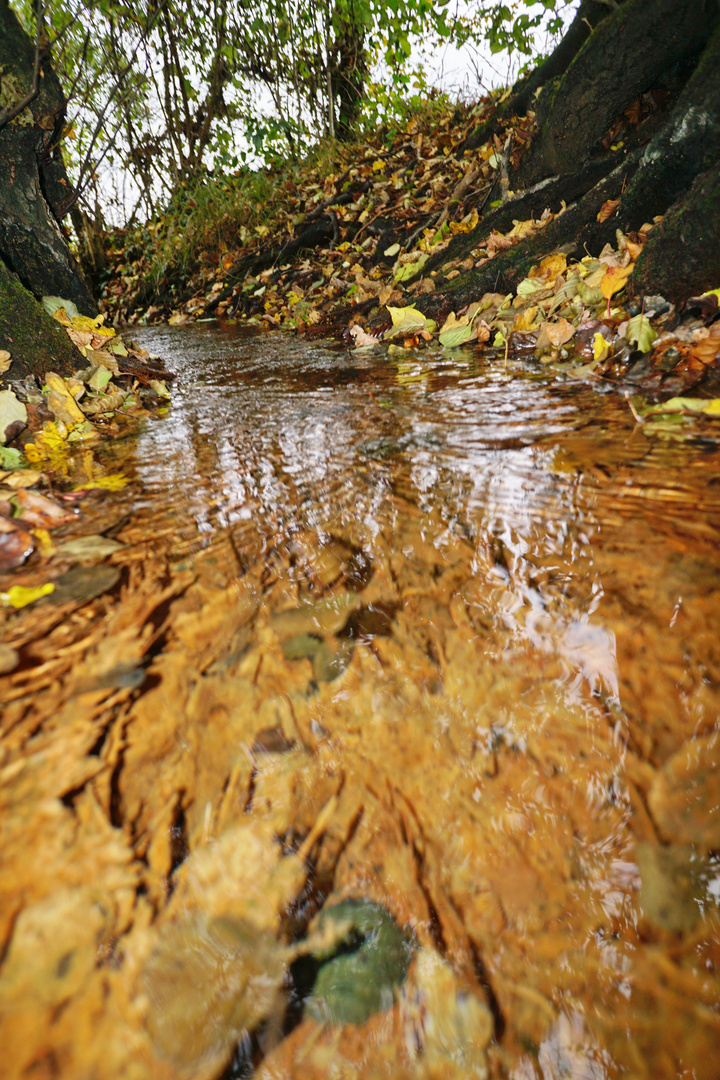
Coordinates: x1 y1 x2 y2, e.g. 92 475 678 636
2 322 720 1080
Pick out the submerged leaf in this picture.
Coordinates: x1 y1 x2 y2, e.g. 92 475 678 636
0 582 55 608
645 397 720 417
73 473 130 492
306 900 414 1025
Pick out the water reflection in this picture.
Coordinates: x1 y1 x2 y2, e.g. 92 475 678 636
120 322 720 1079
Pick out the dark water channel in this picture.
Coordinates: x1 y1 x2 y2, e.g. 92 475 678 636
10 321 719 1080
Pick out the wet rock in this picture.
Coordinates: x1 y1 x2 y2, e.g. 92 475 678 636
305 899 415 1025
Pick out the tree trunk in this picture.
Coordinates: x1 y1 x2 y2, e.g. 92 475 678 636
427 0 720 317
0 0 95 316
517 0 711 183
0 260 83 381
329 1 367 141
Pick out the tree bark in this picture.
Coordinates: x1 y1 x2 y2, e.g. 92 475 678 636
518 0 712 183
429 0 720 315
0 0 95 315
632 159 720 302
0 260 83 381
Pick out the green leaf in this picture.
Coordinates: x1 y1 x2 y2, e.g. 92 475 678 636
516 277 547 297
384 305 434 340
626 314 657 353
645 397 720 416
394 254 428 282
0 446 23 469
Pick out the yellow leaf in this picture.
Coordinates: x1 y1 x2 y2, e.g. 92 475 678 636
536 253 567 281
31 527 55 556
384 305 434 339
508 218 537 241
73 473 129 491
44 371 88 426
601 264 633 300
593 333 611 361
513 305 539 331
372 160 385 172
0 582 54 608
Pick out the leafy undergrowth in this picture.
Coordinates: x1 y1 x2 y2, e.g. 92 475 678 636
0 302 171 589
99 93 720 421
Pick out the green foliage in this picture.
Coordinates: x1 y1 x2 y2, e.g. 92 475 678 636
9 0 562 225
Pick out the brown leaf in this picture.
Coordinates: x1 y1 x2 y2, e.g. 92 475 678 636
597 199 620 224
0 515 34 569
544 318 576 347
13 488 78 528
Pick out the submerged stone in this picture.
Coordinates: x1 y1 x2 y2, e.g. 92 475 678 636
305 899 414 1025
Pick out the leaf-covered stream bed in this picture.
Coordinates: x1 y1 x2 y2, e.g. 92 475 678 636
2 323 720 1080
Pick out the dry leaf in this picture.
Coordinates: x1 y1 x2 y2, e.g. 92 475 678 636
597 199 620 223
601 264 634 300
544 318 576 347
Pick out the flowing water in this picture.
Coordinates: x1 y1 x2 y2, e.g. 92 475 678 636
2 322 720 1080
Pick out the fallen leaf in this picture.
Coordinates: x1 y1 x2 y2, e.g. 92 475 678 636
592 333 611 361
349 325 381 349
0 582 55 608
513 305 539 332
42 295 81 320
0 389 27 444
535 253 567 280
439 313 475 348
596 199 620 223
44 372 90 426
0 516 34 570
31 526 55 556
73 473 130 492
13 487 78 527
544 319 576 348
149 379 172 399
476 320 491 344
625 313 657 353
56 534 124 563
601 264 633 301
0 468 42 488
0 349 11 374
646 397 720 417
384 306 435 340
0 446 23 469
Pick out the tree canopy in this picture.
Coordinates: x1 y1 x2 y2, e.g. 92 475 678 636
7 0 564 221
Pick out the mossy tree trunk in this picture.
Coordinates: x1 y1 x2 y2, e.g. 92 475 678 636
0 0 95 320
422 0 720 318
0 260 83 381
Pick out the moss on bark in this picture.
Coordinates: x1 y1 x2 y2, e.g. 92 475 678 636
632 160 720 303
0 259 83 381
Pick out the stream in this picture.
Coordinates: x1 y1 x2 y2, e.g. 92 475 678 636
2 321 720 1080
